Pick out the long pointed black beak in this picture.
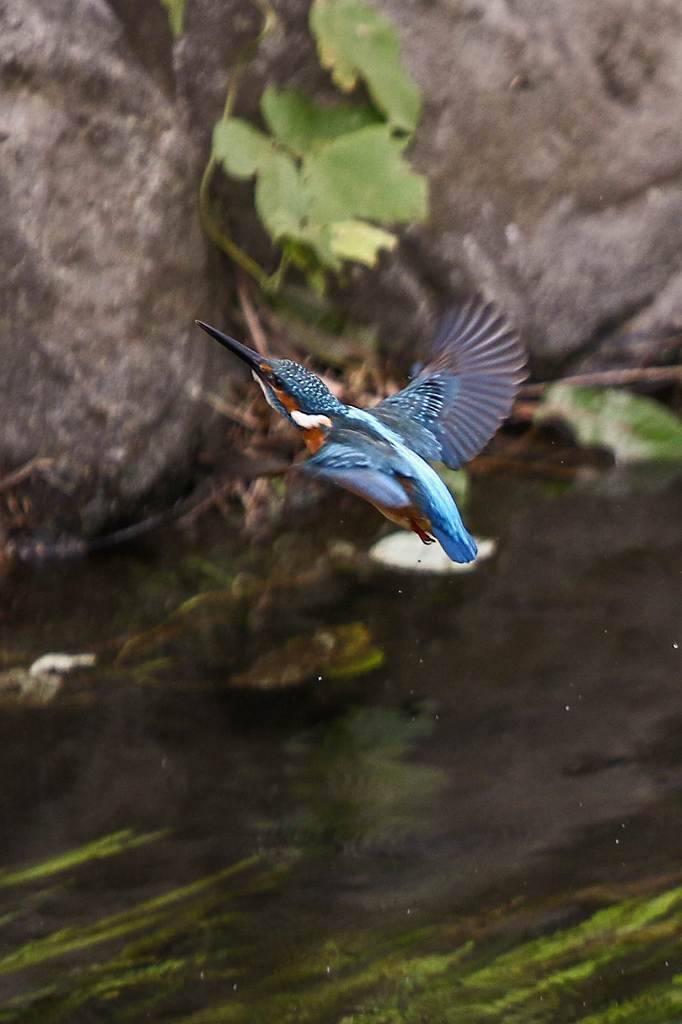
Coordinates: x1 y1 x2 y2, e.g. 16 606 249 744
195 320 268 374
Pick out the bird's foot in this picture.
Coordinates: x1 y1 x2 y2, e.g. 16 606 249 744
411 521 436 545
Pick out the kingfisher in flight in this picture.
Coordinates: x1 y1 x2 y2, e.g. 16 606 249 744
196 297 525 563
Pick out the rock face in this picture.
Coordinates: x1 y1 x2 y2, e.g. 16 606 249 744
178 0 682 370
2 0 682 543
379 0 682 370
0 0 217 540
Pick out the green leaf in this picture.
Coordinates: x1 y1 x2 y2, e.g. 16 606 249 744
160 0 186 39
310 0 421 132
304 124 427 225
261 87 380 155
254 150 309 241
535 385 682 462
329 219 396 265
296 224 340 269
212 118 273 179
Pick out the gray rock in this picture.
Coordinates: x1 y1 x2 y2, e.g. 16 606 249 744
4 0 682 545
358 0 682 367
0 0 217 540
179 0 682 369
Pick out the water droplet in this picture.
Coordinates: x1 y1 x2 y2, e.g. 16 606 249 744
565 704 571 711
673 642 679 650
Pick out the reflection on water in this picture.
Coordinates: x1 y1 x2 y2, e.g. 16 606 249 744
0 470 680 1021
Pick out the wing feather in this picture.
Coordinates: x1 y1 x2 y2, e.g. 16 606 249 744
302 430 411 508
371 295 526 468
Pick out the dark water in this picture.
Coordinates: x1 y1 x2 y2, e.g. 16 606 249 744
0 470 681 1022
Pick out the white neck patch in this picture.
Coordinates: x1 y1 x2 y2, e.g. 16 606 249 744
290 410 332 430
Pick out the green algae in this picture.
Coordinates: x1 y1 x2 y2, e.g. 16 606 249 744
171 881 682 1024
0 804 679 1024
0 822 680 1023
0 829 165 888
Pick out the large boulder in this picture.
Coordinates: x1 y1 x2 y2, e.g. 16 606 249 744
382 0 682 370
3 0 682 546
178 0 682 370
0 0 218 541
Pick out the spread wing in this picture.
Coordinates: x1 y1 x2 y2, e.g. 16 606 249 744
301 429 411 509
371 296 526 469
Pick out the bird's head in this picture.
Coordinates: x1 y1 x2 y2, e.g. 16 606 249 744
195 321 342 430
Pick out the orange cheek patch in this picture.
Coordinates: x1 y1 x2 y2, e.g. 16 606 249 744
274 388 299 413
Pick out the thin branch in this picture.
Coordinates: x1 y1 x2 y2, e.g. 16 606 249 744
177 462 288 530
236 270 269 356
184 382 258 429
197 0 278 292
521 364 682 397
0 457 54 494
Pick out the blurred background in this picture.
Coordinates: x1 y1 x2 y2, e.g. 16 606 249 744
1 1 681 1021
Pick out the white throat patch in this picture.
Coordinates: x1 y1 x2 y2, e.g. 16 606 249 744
290 409 332 430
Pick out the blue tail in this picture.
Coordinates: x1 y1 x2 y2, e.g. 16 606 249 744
407 461 478 564
431 521 477 563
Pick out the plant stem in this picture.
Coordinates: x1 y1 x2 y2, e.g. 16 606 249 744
236 271 270 355
521 364 682 397
0 458 54 494
198 0 279 291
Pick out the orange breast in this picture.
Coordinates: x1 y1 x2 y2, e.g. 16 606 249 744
303 427 327 454
373 501 435 543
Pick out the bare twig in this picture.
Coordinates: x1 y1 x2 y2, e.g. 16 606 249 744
197 1 277 292
521 364 682 397
176 462 289 530
510 400 542 422
184 382 258 429
0 457 54 494
236 270 270 356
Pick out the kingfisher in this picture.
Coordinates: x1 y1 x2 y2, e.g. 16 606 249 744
195 297 525 563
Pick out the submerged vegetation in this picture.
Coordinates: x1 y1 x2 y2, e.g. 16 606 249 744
0 829 680 1022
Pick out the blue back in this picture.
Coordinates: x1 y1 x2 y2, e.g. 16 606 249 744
305 414 478 563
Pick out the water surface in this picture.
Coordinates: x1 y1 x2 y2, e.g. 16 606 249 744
0 470 680 1021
